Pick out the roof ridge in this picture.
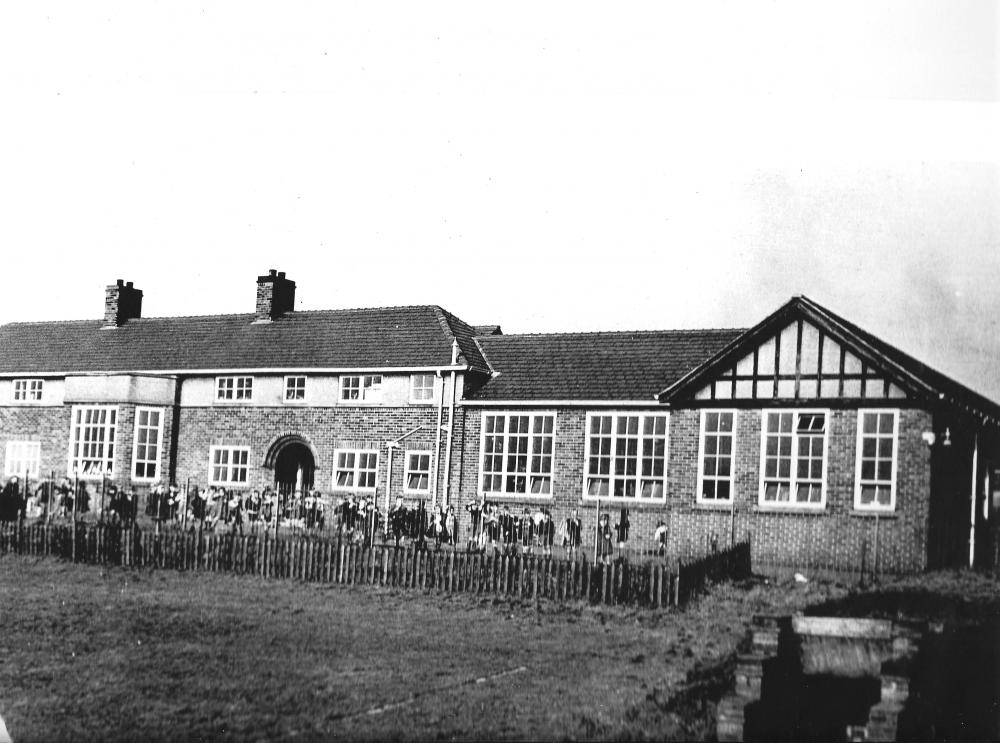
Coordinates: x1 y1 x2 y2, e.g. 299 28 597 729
478 327 744 339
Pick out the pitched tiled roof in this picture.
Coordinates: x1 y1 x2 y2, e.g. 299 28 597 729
468 329 745 401
0 305 489 375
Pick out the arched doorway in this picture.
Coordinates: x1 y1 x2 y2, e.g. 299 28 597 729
265 436 317 498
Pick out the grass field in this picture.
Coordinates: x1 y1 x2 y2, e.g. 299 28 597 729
0 556 997 741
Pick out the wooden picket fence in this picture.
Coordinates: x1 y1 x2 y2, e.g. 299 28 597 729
0 522 750 609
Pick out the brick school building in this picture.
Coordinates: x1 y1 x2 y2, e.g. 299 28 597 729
1 270 998 575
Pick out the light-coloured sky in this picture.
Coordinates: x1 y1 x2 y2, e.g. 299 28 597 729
1 2 998 396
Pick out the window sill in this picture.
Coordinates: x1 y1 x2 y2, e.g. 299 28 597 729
581 497 668 508
753 505 827 516
692 502 735 512
850 510 898 519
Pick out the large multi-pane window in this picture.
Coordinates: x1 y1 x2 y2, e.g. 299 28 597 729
480 413 555 495
209 446 250 486
340 375 382 402
855 410 898 511
760 410 828 507
698 410 736 502
13 379 44 402
131 407 164 481
69 405 117 478
4 441 40 478
584 413 668 500
404 451 432 493
409 374 435 403
284 375 307 402
216 376 253 401
334 449 378 490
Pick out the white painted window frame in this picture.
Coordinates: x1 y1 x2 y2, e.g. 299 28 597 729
131 406 164 483
208 446 251 487
215 375 254 402
5 441 41 478
854 408 900 512
403 449 433 494
478 411 557 498
409 373 436 404
68 404 118 479
12 378 44 402
333 448 379 492
757 408 830 510
339 374 383 402
696 409 738 505
581 411 669 503
283 375 308 404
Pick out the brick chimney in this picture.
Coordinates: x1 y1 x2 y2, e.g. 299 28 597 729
104 280 143 327
255 269 296 321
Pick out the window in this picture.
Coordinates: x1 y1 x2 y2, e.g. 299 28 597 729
209 446 250 486
131 407 163 481
697 410 736 503
404 451 432 493
12 379 44 402
284 375 307 402
584 413 668 500
855 410 898 511
340 374 382 402
480 413 555 496
69 405 117 478
216 376 253 401
410 374 435 402
334 449 378 490
760 410 828 508
5 441 40 478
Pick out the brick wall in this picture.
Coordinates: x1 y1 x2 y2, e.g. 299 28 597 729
453 404 934 574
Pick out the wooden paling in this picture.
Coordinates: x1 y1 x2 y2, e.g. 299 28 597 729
0 522 748 609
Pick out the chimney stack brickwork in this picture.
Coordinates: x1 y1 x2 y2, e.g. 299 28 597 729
104 279 143 326
255 269 296 321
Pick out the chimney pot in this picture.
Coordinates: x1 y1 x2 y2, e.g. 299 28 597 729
126 281 133 288
269 269 277 276
278 271 286 279
116 279 124 287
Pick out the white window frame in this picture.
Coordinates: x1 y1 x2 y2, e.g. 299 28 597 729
215 375 254 402
333 448 379 491
478 412 557 497
582 412 669 502
12 379 44 402
854 409 900 512
5 441 41 478
208 446 251 487
283 375 308 404
757 408 830 510
409 373 436 403
68 404 118 479
403 450 433 494
131 406 164 483
340 374 383 402
696 409 737 504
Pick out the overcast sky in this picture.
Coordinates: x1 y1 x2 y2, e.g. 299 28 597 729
1 2 998 397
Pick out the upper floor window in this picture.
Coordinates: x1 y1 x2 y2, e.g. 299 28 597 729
334 449 378 490
404 451 432 494
13 379 44 402
410 374 436 403
69 405 117 479
132 407 164 482
284 375 307 403
4 441 40 478
760 410 828 508
697 410 736 503
209 446 250 486
340 374 382 402
216 376 253 401
855 410 898 511
480 413 555 496
584 413 668 500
